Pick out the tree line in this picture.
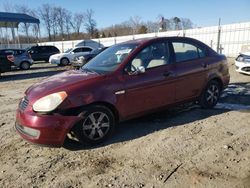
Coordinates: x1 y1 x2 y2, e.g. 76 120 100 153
1 3 194 43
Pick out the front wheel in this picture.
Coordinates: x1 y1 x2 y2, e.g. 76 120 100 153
199 80 221 108
73 105 115 145
60 58 70 66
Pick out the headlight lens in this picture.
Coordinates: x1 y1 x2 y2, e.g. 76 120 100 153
55 55 61 59
33 91 67 112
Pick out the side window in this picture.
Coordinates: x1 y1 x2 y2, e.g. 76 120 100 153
131 42 169 70
198 48 206 58
39 47 48 53
29 47 39 54
73 48 82 53
172 42 206 62
82 47 92 52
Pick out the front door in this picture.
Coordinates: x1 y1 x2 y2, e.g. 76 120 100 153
120 41 177 118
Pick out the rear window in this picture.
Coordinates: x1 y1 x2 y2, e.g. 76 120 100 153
172 42 206 62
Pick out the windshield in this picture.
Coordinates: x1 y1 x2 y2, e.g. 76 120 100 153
82 43 138 74
64 48 72 53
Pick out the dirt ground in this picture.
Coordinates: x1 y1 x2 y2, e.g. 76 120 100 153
0 59 249 188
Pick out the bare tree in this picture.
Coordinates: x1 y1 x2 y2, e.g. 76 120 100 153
173 17 181 30
64 10 72 40
71 12 85 36
38 4 52 41
3 2 16 43
181 18 193 29
29 10 40 41
129 16 142 34
56 7 67 38
84 9 97 38
145 21 158 33
15 5 31 43
50 6 59 40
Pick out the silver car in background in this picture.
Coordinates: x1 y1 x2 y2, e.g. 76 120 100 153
235 52 250 75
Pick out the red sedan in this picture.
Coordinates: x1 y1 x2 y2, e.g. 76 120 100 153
15 37 230 146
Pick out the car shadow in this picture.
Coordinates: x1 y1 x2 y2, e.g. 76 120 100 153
0 70 65 82
63 104 229 151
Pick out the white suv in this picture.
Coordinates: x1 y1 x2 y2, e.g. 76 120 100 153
49 46 94 66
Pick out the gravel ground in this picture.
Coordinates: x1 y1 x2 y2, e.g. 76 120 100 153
0 59 249 188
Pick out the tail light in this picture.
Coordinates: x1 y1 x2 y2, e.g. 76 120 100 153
28 53 32 59
7 55 15 62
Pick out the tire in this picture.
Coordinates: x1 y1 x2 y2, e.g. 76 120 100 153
20 62 30 70
73 105 115 145
60 58 70 66
199 80 221 108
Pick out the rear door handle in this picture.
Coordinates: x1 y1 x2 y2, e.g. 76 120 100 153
163 71 174 77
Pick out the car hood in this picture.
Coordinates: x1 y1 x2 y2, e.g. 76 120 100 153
26 70 100 100
240 52 250 56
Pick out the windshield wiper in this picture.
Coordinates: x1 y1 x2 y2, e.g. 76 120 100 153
81 67 99 74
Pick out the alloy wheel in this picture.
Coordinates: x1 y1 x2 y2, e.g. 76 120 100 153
206 84 220 105
82 112 110 141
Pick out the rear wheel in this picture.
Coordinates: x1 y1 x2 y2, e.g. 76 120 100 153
199 80 221 108
60 58 70 66
73 105 115 145
20 62 30 70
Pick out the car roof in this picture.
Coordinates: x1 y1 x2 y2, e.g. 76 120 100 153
74 46 93 49
120 36 204 46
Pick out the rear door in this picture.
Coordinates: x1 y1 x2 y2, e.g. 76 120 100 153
170 39 208 101
72 47 93 60
28 46 40 61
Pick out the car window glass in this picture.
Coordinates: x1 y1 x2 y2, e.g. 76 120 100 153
83 43 137 74
73 48 82 53
173 42 203 62
4 50 14 55
130 42 169 71
198 48 206 58
50 46 58 52
82 47 92 52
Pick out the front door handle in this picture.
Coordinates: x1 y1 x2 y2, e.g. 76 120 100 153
201 63 207 68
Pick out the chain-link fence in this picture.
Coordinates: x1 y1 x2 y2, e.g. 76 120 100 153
1 21 250 57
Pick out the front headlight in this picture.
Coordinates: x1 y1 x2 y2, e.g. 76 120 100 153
33 91 67 112
54 55 61 60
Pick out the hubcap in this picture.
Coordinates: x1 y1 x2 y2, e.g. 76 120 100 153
22 63 29 69
206 84 219 104
62 59 68 65
82 112 110 140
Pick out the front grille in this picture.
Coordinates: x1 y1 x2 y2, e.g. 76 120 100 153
19 96 29 111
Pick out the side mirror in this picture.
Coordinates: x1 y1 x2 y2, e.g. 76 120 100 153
126 65 145 75
137 66 145 74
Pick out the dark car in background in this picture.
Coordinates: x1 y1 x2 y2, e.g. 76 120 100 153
0 53 12 76
72 47 108 69
27 45 60 62
0 49 33 70
16 37 230 146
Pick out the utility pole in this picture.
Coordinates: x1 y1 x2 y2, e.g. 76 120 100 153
217 18 221 53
